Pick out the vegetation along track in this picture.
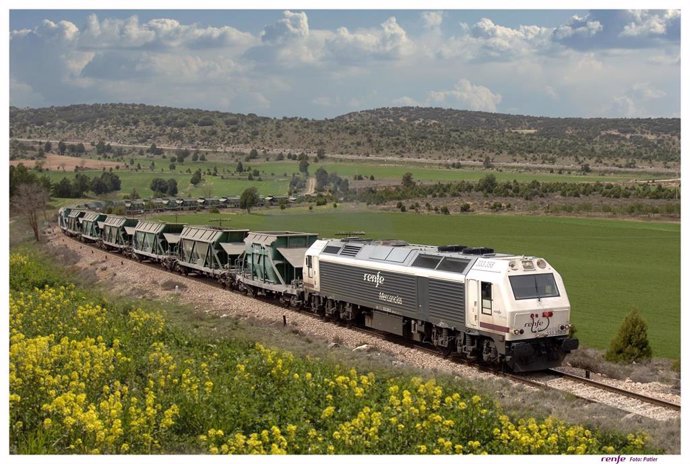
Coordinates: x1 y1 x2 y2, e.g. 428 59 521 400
51 226 680 422
349 323 680 422
508 369 679 421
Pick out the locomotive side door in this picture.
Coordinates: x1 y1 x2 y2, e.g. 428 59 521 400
465 279 479 329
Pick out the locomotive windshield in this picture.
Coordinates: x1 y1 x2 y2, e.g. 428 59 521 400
509 274 560 300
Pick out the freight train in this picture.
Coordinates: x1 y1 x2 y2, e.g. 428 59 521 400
57 206 578 372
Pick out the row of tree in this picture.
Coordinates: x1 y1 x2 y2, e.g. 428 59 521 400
355 173 679 205
52 172 122 198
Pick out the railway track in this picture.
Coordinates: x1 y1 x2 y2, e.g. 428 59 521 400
505 369 679 421
54 228 680 422
340 321 680 421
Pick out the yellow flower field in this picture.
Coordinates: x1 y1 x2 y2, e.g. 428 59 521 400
9 252 653 454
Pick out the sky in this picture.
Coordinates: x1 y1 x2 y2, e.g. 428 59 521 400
9 8 681 119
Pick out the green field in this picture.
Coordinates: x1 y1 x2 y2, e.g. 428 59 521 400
258 160 663 184
153 209 680 359
36 155 672 199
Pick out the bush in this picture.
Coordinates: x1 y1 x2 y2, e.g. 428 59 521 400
605 310 652 363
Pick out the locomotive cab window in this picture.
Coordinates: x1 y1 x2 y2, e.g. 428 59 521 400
306 255 312 268
509 274 560 300
481 282 492 315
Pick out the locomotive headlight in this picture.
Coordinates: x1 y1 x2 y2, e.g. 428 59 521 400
536 259 546 269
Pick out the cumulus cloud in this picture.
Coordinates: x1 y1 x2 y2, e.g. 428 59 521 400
437 17 553 61
325 16 412 62
606 82 667 117
79 14 255 50
421 11 443 30
9 10 679 118
261 10 309 44
554 10 680 49
426 79 502 112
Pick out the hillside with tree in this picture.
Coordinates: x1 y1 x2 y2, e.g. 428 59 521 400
9 104 680 164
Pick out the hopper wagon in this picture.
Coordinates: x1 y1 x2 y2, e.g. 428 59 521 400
80 211 108 242
235 231 318 302
131 221 185 266
101 216 139 251
175 226 249 278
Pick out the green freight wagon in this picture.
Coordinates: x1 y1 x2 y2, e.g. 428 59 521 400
101 216 139 250
80 211 108 242
236 231 318 298
132 221 185 265
176 226 249 278
57 207 72 232
66 209 87 237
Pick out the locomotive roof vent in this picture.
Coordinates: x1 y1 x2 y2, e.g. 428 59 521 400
437 244 467 252
379 239 408 247
462 247 495 255
340 244 363 257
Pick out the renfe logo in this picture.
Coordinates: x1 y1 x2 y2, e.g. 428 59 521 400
363 271 385 287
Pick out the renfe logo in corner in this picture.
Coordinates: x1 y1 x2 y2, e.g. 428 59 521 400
363 271 385 287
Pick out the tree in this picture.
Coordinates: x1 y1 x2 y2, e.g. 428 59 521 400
150 178 169 196
606 310 652 363
166 178 178 196
44 141 52 153
236 161 244 173
11 183 50 241
191 169 203 186
299 158 310 175
192 152 199 162
317 148 326 159
315 167 329 191
58 140 67 155
478 174 498 194
90 177 109 195
402 172 416 189
52 177 73 197
240 186 259 213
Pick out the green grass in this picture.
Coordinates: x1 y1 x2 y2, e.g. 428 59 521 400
154 208 680 359
38 155 672 200
246 160 665 183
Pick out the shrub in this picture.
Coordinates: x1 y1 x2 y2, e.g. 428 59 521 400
605 310 652 363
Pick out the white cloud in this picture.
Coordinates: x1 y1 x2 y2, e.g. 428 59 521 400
426 79 502 112
79 14 255 50
325 16 412 62
392 96 420 106
261 10 309 44
554 10 679 49
553 16 602 40
437 18 554 62
8 11 680 119
605 82 666 117
620 10 680 38
421 11 443 30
